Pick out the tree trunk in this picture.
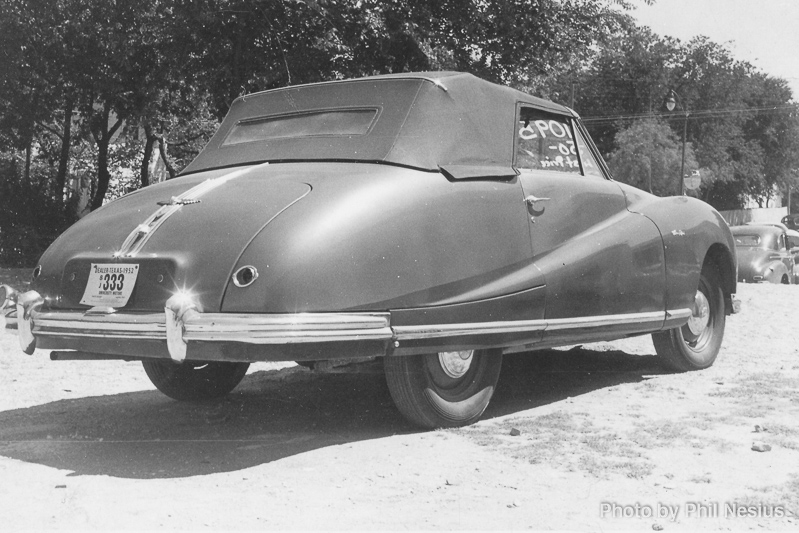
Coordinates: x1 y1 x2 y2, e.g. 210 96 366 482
90 101 124 211
156 135 177 180
140 124 157 188
23 94 37 182
56 97 74 200
92 135 112 211
24 140 32 182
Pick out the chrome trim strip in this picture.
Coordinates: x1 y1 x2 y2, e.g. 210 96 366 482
392 309 692 340
184 313 392 344
33 311 166 340
544 311 666 331
666 308 693 321
392 320 547 340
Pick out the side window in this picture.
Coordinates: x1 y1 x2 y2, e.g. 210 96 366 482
516 108 580 173
573 125 606 179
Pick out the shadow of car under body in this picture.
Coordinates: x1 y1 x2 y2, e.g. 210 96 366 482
0 347 666 479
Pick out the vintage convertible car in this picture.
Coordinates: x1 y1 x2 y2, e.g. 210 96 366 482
731 224 795 284
1 72 739 428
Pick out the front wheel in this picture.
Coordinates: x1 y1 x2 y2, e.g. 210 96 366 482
142 360 250 401
384 349 502 429
652 265 725 372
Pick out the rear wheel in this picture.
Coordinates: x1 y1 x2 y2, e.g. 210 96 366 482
384 349 502 429
652 265 725 372
142 360 250 401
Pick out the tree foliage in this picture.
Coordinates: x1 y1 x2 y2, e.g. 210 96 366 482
607 118 697 197
541 24 798 207
0 0 796 266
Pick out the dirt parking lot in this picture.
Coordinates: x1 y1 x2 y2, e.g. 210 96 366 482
1 271 798 530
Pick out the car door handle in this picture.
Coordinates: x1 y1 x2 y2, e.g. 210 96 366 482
524 195 551 206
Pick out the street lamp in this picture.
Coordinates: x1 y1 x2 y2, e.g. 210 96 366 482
665 89 688 195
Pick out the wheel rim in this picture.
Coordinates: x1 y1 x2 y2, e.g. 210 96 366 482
681 282 714 351
424 350 481 400
438 350 474 379
685 290 710 338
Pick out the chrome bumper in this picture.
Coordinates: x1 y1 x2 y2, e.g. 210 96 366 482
2 288 392 363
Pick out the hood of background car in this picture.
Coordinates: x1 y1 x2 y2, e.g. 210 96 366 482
34 164 310 311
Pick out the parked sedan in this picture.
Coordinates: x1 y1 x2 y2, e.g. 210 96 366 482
731 224 795 284
781 213 799 231
1 72 739 428
785 229 799 283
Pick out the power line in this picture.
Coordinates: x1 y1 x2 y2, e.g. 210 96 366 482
582 104 798 125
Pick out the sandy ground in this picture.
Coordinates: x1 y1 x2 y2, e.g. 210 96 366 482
1 273 798 531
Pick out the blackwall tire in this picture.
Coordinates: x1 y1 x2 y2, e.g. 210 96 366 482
142 360 250 401
652 265 725 372
384 349 502 429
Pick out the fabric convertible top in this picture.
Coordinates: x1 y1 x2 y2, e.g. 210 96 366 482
182 72 575 179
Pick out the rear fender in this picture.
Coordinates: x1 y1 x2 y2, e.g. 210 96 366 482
762 261 789 283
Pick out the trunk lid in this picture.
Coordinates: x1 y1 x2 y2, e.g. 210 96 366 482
39 164 310 311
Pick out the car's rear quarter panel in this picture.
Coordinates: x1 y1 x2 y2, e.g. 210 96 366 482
222 163 544 320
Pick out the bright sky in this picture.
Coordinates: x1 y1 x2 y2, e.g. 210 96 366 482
631 0 799 100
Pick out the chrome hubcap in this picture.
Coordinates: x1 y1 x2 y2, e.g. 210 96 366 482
438 350 474 379
686 290 710 337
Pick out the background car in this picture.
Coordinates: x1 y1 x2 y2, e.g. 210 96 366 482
731 224 795 284
787 229 799 283
1 72 739 429
781 213 799 230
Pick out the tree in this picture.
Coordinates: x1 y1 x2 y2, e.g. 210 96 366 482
542 24 797 210
608 118 697 196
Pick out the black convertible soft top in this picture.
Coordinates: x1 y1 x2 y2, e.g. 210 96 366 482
183 72 575 179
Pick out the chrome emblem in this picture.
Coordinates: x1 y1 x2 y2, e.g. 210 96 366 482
157 196 201 206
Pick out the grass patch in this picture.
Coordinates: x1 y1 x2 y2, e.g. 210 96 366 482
709 372 799 401
772 436 799 451
739 473 799 517
459 411 654 479
763 423 798 437
629 419 695 448
578 455 653 479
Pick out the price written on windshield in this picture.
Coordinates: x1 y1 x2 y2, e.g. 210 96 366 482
519 119 577 166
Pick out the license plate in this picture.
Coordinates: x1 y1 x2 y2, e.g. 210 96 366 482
80 263 140 307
